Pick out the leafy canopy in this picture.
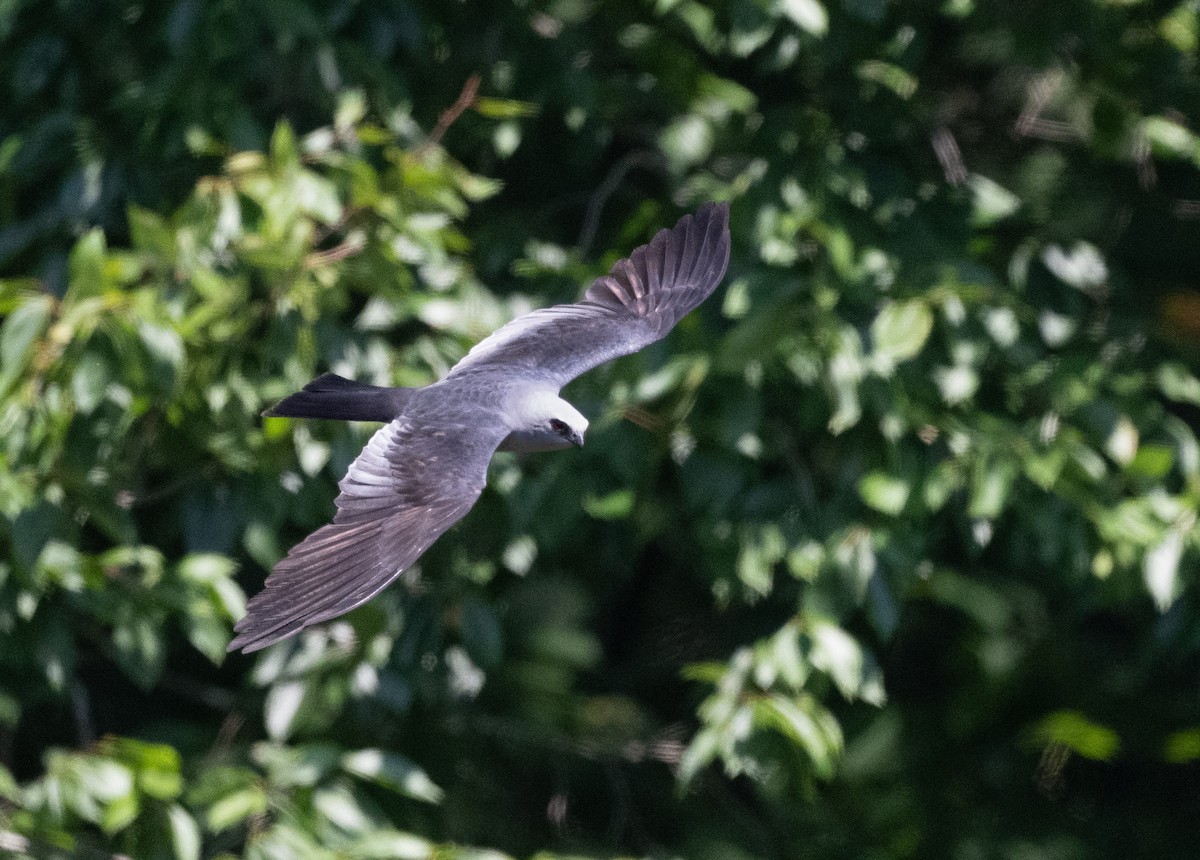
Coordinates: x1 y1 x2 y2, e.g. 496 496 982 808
2 0 1199 857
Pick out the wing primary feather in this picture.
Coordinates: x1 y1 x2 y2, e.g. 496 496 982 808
236 517 411 637
230 541 393 652
644 230 664 298
237 536 383 623
458 200 730 385
272 531 379 573
661 225 680 292
678 210 703 284
682 219 711 285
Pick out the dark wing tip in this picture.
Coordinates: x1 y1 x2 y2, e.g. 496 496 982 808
228 620 272 653
694 200 731 228
228 611 311 653
227 626 271 653
227 499 481 654
227 582 311 653
226 519 393 653
584 201 731 324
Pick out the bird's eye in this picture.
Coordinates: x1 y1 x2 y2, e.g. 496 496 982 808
549 418 569 434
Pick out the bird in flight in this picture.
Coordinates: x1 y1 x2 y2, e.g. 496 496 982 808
230 202 731 652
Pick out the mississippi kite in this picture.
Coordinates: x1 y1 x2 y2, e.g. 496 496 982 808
230 201 731 652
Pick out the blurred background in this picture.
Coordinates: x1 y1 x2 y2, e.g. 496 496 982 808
2 0 1200 857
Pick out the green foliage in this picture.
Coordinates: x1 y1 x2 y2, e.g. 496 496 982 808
2 0 1200 858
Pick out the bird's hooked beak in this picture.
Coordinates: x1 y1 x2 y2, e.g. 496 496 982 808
570 429 585 448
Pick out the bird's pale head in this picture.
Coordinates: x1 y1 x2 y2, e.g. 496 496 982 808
504 389 587 452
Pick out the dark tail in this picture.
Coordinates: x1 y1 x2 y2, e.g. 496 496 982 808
263 373 416 422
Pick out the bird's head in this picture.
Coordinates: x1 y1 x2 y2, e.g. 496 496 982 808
508 389 587 452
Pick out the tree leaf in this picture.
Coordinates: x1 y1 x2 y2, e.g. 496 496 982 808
859 471 910 515
344 830 434 860
779 0 828 36
167 804 201 860
871 299 934 365
341 749 444 803
1033 711 1120 761
0 294 51 397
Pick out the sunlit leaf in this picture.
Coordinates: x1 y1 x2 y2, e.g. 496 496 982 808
264 680 309 742
779 0 828 36
968 174 1021 226
859 471 910 515
294 172 342 225
167 803 202 860
737 524 786 596
809 622 864 700
1156 363 1200 406
935 364 979 405
341 749 444 803
1164 729 1200 764
871 298 933 367
474 97 539 119
754 694 843 778
0 763 17 801
203 783 267 833
660 114 714 172
102 738 183 800
66 229 108 298
345 830 435 860
856 61 917 99
582 489 635 520
270 121 300 169
1144 528 1184 611
1042 242 1108 291
1141 116 1200 162
968 458 1016 518
252 742 342 788
0 294 52 397
313 781 375 834
1033 711 1120 761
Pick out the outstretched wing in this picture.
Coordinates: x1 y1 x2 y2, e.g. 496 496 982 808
229 415 507 652
447 201 731 388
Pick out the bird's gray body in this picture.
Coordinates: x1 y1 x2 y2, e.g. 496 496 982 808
230 202 731 652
